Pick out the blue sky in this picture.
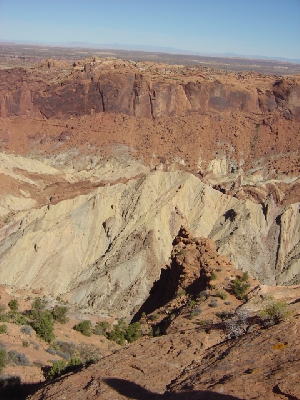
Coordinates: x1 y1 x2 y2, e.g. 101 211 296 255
0 0 299 59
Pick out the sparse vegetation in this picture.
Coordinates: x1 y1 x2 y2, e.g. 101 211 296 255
8 299 18 312
51 305 68 324
208 300 218 308
20 325 34 336
231 272 250 300
209 272 217 281
7 350 31 366
94 321 110 336
215 290 227 300
106 320 142 345
0 324 7 334
31 297 47 312
259 300 290 326
0 348 7 372
73 320 92 337
188 308 202 319
45 357 83 380
30 310 55 343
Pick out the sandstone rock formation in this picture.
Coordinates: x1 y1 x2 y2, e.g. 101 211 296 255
26 229 299 400
0 152 299 319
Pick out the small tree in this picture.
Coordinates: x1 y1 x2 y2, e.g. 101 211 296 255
231 272 250 300
31 310 55 343
94 321 110 336
8 299 19 312
73 320 92 336
52 306 68 324
125 322 142 343
260 300 290 326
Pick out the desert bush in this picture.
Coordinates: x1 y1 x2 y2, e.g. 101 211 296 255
208 300 218 308
22 341 29 348
75 344 101 363
196 290 209 301
45 360 67 380
124 322 142 343
7 311 28 325
259 300 290 326
188 308 202 319
148 314 158 321
0 325 7 334
31 310 55 343
31 297 47 312
106 320 142 345
51 305 68 324
0 348 7 372
45 357 83 380
73 320 92 336
215 290 227 300
20 325 34 336
188 299 197 308
106 320 127 345
8 300 18 312
209 272 217 281
7 351 31 366
53 341 76 359
230 272 250 300
94 321 110 336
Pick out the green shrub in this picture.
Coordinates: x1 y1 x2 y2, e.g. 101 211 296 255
45 357 83 380
106 320 127 345
231 272 250 300
31 297 47 312
215 290 227 300
31 310 55 343
0 324 7 334
124 322 142 343
148 314 158 321
0 347 7 372
45 360 67 380
188 308 202 319
52 306 68 324
260 300 290 325
94 321 110 336
7 311 28 325
73 320 92 336
209 272 217 281
106 320 142 345
8 300 18 312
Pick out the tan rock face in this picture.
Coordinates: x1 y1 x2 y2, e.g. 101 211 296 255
0 153 299 319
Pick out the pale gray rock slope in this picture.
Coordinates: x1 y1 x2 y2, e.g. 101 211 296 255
0 152 299 318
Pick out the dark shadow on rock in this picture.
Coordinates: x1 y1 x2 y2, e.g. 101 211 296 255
105 378 245 400
131 259 183 323
0 376 43 400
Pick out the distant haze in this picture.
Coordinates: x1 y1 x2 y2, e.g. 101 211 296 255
0 0 299 60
